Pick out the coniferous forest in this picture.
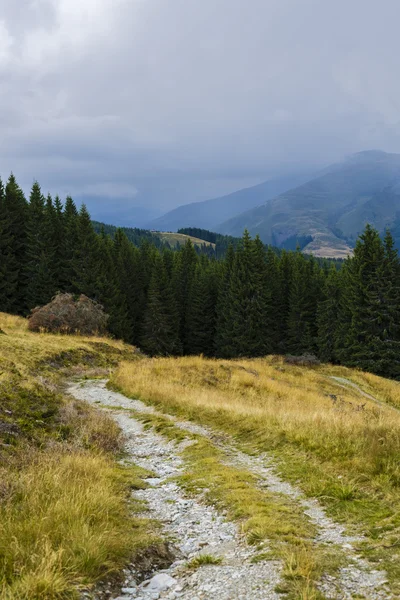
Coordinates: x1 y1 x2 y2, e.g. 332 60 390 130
1 174 400 378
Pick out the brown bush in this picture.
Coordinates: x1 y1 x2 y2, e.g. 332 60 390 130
28 293 109 335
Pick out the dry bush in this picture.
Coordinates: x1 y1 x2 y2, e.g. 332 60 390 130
28 293 108 335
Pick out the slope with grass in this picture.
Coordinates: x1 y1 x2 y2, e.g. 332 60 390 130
154 231 215 249
0 313 167 600
111 355 400 597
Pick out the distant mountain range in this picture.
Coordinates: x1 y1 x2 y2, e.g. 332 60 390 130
146 172 314 233
149 150 400 257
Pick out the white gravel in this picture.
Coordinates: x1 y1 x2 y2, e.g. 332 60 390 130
68 380 282 600
68 379 391 600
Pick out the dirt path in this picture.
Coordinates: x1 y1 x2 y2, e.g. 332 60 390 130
68 380 390 600
68 380 282 600
329 375 400 414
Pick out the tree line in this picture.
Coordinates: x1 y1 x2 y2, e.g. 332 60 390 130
1 174 399 378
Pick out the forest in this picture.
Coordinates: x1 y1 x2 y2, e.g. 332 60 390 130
1 174 399 378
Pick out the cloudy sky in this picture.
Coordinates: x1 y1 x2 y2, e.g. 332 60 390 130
0 0 399 223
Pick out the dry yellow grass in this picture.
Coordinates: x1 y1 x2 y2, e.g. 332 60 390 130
113 355 400 591
0 313 157 600
0 312 133 381
0 453 153 600
113 355 400 476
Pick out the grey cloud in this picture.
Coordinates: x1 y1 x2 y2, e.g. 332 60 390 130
0 0 399 220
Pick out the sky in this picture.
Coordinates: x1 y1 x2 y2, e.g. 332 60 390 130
0 0 400 224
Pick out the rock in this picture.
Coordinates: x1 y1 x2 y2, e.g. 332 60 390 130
144 573 177 592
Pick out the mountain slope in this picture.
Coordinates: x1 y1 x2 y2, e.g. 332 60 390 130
147 172 313 232
218 151 400 257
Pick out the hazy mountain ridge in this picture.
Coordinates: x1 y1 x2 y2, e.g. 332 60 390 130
146 172 314 232
218 151 400 256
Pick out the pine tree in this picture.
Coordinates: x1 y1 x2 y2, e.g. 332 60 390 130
62 196 79 291
338 224 400 375
214 244 235 356
0 178 18 312
361 229 400 376
264 246 281 353
72 204 101 298
2 174 28 313
286 252 322 355
277 250 293 352
113 229 144 343
96 232 130 340
317 264 341 362
218 231 273 357
141 254 182 356
173 239 198 353
186 261 219 355
49 195 67 293
26 183 55 307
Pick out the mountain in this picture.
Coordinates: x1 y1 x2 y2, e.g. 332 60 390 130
146 172 314 232
76 196 162 228
218 150 400 257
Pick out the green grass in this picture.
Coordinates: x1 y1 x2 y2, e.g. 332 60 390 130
186 554 223 569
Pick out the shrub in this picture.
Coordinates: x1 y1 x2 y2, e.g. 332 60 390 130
28 293 108 335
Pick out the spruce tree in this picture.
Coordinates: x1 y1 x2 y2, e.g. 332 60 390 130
317 264 341 362
361 229 400 376
72 204 101 298
286 252 322 355
26 184 55 307
342 225 383 369
0 178 18 312
113 229 144 344
186 261 219 355
218 231 273 357
96 232 130 340
3 174 28 313
277 250 293 352
173 239 198 353
62 196 79 291
264 246 281 353
141 254 182 356
214 244 235 356
49 195 67 293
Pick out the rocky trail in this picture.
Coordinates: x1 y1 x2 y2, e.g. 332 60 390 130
68 380 391 600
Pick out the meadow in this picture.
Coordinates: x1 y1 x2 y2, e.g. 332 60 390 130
113 355 400 593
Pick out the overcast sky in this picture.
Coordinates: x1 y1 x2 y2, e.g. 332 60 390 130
0 0 399 222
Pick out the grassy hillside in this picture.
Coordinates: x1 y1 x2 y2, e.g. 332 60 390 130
92 221 215 250
219 150 400 257
154 231 215 249
112 355 400 594
0 314 163 600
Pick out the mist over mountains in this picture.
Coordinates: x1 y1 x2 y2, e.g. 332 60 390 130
148 150 400 257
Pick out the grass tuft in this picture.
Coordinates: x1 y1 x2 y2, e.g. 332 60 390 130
186 554 223 569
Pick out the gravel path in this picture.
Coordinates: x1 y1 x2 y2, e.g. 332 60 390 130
68 380 282 600
68 380 391 600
